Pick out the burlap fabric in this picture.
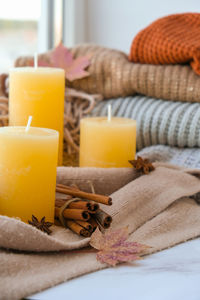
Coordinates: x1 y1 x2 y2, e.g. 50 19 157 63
129 13 200 75
1 159 200 299
15 44 200 103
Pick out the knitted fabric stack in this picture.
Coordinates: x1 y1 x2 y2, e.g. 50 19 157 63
89 13 200 151
91 96 200 150
15 13 200 153
129 13 200 75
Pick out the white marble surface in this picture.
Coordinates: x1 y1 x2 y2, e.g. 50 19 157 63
29 238 200 300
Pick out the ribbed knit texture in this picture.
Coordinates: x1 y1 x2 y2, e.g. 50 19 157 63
138 145 200 169
129 13 200 75
15 44 200 103
91 96 200 149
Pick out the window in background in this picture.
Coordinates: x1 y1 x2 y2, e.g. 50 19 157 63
54 0 63 46
0 0 41 72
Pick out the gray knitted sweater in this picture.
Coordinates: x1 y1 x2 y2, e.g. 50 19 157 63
91 96 200 150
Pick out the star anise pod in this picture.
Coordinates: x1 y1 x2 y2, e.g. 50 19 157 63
129 156 155 174
28 215 53 235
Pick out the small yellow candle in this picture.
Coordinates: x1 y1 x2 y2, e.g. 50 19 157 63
9 67 65 165
0 126 58 223
80 117 136 168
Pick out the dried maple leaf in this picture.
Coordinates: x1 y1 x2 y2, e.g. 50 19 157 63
89 227 148 266
28 215 53 235
129 156 155 174
33 42 90 82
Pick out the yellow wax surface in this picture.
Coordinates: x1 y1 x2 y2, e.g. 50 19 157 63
0 126 58 223
9 67 65 165
80 117 136 168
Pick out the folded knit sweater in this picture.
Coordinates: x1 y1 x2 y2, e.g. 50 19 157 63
15 44 200 103
91 95 200 150
129 13 200 75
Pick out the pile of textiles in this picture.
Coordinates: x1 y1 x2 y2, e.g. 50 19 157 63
90 13 200 151
13 12 200 153
91 96 200 150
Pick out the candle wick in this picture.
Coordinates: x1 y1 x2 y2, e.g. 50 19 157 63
107 104 112 122
34 52 38 69
25 116 33 132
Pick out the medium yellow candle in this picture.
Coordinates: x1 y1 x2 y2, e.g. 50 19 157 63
9 67 65 165
80 117 136 168
0 126 58 223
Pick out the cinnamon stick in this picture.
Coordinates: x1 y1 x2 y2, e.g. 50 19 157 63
57 183 79 190
55 207 90 221
103 221 111 229
55 198 71 208
66 220 91 237
56 184 112 205
55 198 99 213
88 217 98 232
95 209 112 229
85 201 99 212
75 220 93 233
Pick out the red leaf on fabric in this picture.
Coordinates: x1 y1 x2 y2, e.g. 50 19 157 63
65 56 91 82
36 60 50 67
51 42 74 67
34 42 90 82
90 227 148 266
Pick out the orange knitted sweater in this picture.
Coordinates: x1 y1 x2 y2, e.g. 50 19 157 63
129 13 200 75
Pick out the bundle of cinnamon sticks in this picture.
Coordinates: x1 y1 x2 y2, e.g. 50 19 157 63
55 183 112 237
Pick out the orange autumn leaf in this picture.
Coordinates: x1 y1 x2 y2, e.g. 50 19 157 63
90 227 148 266
36 42 91 82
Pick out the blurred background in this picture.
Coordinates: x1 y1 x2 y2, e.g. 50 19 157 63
0 0 200 72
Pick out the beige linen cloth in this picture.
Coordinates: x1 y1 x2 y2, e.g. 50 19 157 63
1 163 200 299
15 44 200 103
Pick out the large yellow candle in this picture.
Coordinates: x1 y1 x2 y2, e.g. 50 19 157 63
0 126 58 223
9 67 65 165
80 117 136 168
